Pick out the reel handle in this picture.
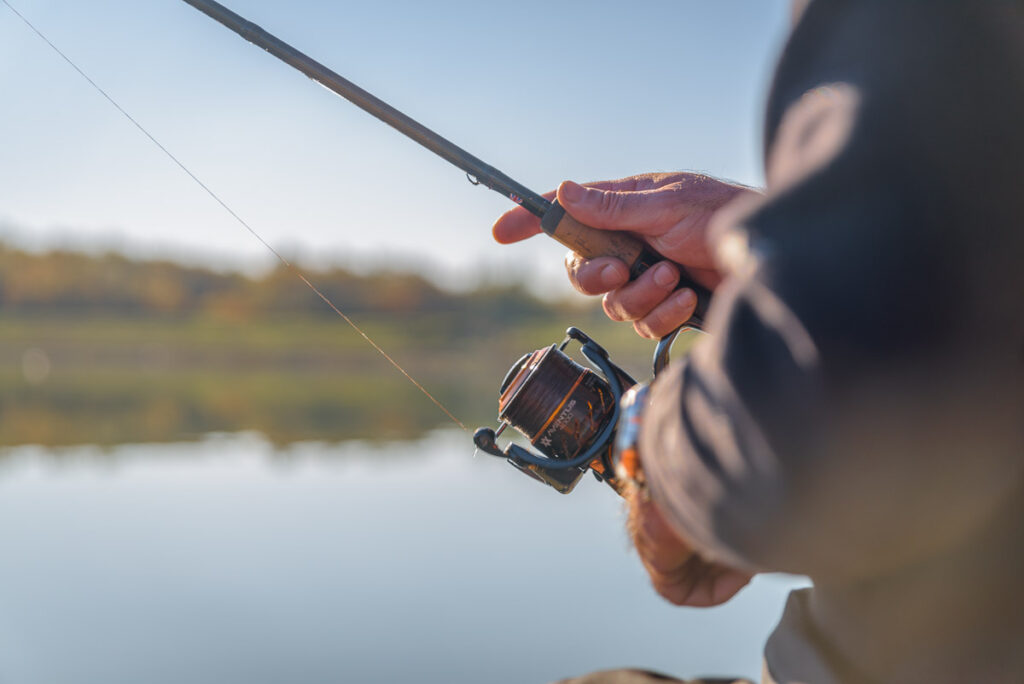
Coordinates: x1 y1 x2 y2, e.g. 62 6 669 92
540 200 710 331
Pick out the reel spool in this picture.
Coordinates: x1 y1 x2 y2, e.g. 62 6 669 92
474 326 684 494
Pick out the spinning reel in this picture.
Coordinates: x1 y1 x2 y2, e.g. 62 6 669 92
473 326 683 495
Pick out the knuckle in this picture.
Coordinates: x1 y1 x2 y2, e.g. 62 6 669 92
645 553 688 577
606 291 645 322
637 298 687 339
634 320 659 340
564 253 592 294
611 286 658 322
598 189 623 219
564 251 582 275
602 294 625 321
649 311 674 336
652 577 691 606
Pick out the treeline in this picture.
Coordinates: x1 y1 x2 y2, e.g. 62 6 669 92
0 243 558 322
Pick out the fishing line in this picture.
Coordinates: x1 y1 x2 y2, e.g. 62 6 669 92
1 0 469 433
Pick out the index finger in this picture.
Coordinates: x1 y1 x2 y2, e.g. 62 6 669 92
491 176 661 244
491 189 556 244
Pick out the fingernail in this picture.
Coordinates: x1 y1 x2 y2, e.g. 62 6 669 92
676 288 696 307
654 263 678 288
601 264 625 288
560 181 584 204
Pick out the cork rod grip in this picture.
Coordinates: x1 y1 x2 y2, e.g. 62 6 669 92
540 200 711 330
540 200 645 265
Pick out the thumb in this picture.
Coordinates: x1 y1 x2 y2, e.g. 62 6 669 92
557 180 679 236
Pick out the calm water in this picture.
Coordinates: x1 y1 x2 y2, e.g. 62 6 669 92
0 431 806 683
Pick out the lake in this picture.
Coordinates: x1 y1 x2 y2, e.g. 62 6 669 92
0 430 806 683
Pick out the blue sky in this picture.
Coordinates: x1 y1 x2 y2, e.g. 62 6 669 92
1 0 791 292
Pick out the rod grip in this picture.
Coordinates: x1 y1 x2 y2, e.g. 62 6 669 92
540 200 711 330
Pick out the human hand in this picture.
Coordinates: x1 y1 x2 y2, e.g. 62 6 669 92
492 173 757 338
628 491 753 607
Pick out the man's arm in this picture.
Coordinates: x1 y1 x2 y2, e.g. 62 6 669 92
495 1 1024 593
642 2 1024 581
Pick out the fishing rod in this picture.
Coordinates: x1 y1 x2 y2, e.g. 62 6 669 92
179 0 714 497
180 0 711 330
3 0 706 496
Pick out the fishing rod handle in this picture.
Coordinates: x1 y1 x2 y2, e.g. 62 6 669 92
540 200 711 330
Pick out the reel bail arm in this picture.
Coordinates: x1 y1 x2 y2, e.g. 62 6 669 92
473 328 633 494
475 321 691 496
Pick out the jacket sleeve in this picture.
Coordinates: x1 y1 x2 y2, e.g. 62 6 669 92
639 3 1024 581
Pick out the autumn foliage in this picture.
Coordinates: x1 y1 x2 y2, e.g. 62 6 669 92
0 243 552 323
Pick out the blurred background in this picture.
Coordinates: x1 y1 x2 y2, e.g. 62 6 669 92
0 1 806 682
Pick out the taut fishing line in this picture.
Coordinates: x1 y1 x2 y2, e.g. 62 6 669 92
1 0 469 433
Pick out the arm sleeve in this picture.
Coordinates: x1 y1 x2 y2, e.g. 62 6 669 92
639 3 1024 581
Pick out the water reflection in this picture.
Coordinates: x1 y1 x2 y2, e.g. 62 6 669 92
0 371 482 447
0 431 806 683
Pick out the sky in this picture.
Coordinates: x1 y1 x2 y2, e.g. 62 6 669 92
0 0 792 293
